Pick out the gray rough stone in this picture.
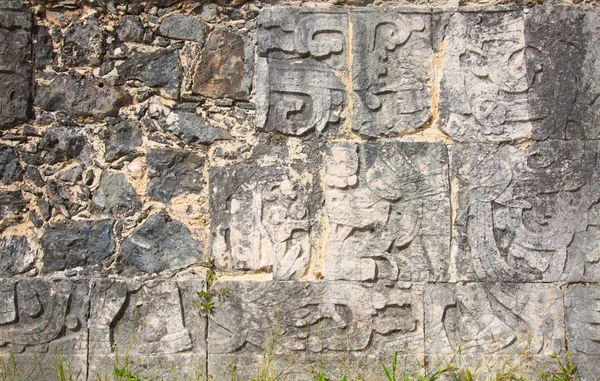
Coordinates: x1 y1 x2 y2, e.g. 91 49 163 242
146 149 204 203
41 219 115 272
324 141 449 282
352 10 432 137
208 281 423 379
92 171 141 217
34 25 53 68
0 279 89 380
117 15 144 42
450 141 600 282
35 71 131 118
88 278 206 380
209 164 312 279
0 9 32 129
0 236 34 276
192 28 254 100
117 48 182 99
0 190 26 222
40 127 87 165
158 14 208 42
160 110 231 144
60 15 105 67
0 144 24 184
57 164 83 183
104 120 142 162
426 283 564 371
118 211 203 273
565 284 600 380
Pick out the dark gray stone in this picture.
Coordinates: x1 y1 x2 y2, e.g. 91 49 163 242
192 28 253 100
117 48 182 99
119 211 203 273
41 219 115 272
160 110 231 144
146 149 204 203
566 284 600 380
40 127 87 165
0 190 26 220
0 236 34 276
104 120 142 162
0 9 32 129
92 171 141 217
60 15 105 67
0 144 24 184
158 14 208 42
117 15 144 42
26 165 44 187
57 164 84 183
34 25 53 68
35 71 131 118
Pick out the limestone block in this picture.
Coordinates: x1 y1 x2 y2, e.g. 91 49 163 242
323 141 450 282
91 171 141 217
191 28 253 100
88 278 207 381
0 143 24 185
0 8 32 128
117 48 182 99
209 164 312 279
207 281 423 380
451 141 600 282
256 8 347 135
351 9 432 138
146 149 205 203
425 283 564 372
0 279 89 380
565 284 600 380
0 236 34 276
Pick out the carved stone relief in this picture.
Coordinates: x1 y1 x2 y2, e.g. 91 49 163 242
324 141 450 282
451 141 600 282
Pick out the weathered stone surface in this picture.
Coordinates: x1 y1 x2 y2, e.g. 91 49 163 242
60 14 105 67
426 283 564 370
88 278 206 380
208 281 423 379
256 9 347 135
160 109 231 144
0 190 27 223
210 164 312 279
158 14 208 42
324 141 449 282
0 9 32 128
117 48 182 99
91 171 141 217
0 236 34 276
40 127 87 165
565 284 600 380
104 120 142 162
352 10 432 137
119 211 203 273
0 279 89 380
451 141 600 282
35 71 131 118
438 8 596 142
41 219 115 272
0 144 24 184
34 25 53 68
146 149 204 203
117 15 144 42
192 28 254 100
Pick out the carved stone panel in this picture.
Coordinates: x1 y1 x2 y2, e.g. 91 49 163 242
0 8 32 128
0 279 89 380
256 8 347 135
425 283 564 371
207 281 423 380
88 278 206 380
210 164 312 280
565 284 600 380
323 141 450 282
451 141 600 282
351 10 432 138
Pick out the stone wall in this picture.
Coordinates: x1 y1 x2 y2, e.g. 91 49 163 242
2 0 600 380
